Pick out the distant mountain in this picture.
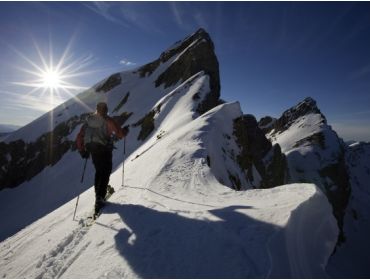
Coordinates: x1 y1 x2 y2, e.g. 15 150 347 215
259 97 370 277
0 29 369 278
261 97 350 244
0 124 20 136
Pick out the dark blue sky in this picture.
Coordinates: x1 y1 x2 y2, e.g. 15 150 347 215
0 2 370 141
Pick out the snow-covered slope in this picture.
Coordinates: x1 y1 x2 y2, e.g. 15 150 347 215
0 29 345 277
0 98 338 278
0 29 221 241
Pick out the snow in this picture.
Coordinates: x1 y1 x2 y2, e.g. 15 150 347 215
0 36 341 277
0 181 336 278
268 113 343 187
0 82 339 277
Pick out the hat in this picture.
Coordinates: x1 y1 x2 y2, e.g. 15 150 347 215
96 102 108 115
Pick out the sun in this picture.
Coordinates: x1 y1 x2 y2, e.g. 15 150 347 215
10 37 98 112
42 69 62 89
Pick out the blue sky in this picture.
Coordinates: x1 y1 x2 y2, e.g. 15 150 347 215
0 2 370 141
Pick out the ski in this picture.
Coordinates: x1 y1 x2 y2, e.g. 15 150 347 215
81 185 115 227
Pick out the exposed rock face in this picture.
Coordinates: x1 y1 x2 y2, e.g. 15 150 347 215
233 114 286 189
258 116 276 134
327 141 370 277
96 73 122 93
137 28 221 115
134 110 156 141
320 155 351 243
274 97 326 133
113 92 130 113
0 114 89 189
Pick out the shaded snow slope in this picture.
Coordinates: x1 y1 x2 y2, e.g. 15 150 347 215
327 142 370 278
0 100 338 278
1 182 336 278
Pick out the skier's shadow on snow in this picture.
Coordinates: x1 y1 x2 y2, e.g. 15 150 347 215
103 202 281 278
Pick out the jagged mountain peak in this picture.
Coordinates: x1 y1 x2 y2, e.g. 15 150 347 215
271 97 326 135
161 28 214 60
283 97 324 121
137 28 220 115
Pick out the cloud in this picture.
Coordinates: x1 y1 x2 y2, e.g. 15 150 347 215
0 88 65 126
170 2 185 28
85 2 164 34
169 2 211 32
119 59 136 66
0 89 62 113
84 2 129 28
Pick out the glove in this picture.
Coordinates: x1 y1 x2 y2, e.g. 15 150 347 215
79 150 90 159
122 125 130 136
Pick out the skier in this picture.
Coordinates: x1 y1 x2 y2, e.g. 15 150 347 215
76 102 129 214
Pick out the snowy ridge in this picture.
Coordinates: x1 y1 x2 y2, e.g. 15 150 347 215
0 80 338 277
0 29 343 278
268 184 337 278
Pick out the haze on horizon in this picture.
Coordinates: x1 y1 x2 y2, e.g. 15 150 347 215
0 2 369 142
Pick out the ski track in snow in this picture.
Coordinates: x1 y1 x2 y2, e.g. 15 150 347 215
35 226 91 279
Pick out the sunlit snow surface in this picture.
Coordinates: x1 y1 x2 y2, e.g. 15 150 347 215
0 38 339 277
0 85 338 278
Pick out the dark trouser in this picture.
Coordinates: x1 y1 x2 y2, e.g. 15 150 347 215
89 143 113 201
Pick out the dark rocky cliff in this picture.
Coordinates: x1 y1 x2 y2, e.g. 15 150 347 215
137 28 221 115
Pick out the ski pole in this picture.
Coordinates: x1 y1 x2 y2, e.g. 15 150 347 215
73 157 88 221
122 137 126 187
80 157 88 183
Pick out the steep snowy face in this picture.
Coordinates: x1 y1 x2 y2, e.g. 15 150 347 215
267 97 350 244
0 29 221 241
0 28 220 191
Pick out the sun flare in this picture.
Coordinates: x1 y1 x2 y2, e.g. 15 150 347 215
11 37 98 112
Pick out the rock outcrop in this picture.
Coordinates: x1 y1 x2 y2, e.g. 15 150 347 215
137 28 221 115
232 114 286 189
